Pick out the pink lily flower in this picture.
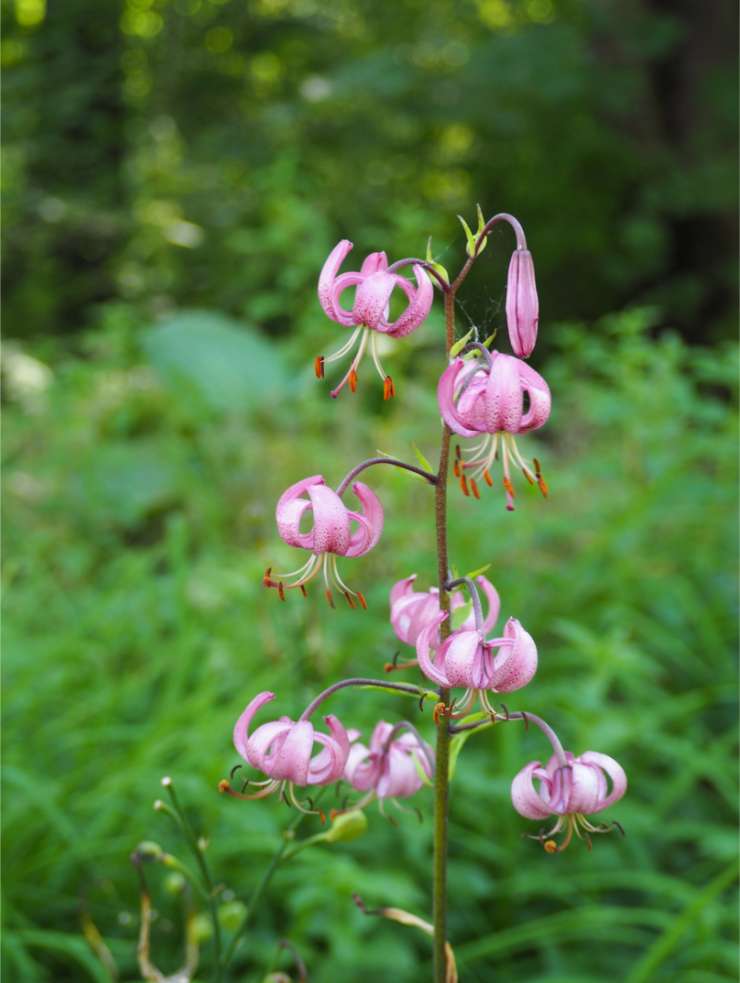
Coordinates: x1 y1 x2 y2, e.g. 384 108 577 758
416 609 538 716
386 574 500 672
264 474 383 608
339 720 435 822
438 352 550 510
315 240 433 399
512 750 627 851
506 248 539 358
224 691 351 820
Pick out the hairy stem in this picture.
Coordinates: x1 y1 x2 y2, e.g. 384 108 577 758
299 678 432 722
335 457 438 497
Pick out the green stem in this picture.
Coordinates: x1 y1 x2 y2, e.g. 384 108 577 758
432 288 457 982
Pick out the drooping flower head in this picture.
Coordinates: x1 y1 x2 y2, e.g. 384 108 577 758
340 720 434 822
264 475 383 608
221 691 351 821
316 240 433 399
439 351 550 509
386 574 500 672
416 606 538 717
506 248 539 358
512 750 627 852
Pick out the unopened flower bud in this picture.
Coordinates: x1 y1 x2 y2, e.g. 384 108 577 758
192 913 214 942
164 872 187 896
506 249 538 358
217 900 247 932
135 841 163 860
326 809 369 843
262 974 292 983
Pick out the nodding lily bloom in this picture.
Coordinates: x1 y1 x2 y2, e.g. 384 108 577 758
264 475 383 608
438 352 550 510
338 721 435 822
417 610 538 717
316 240 433 399
386 574 500 671
512 750 627 852
221 691 351 821
506 248 539 358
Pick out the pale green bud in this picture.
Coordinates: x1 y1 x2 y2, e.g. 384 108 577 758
326 809 368 843
217 900 247 932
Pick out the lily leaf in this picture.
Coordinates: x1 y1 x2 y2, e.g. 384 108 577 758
412 442 433 473
376 449 428 484
483 330 497 348
457 214 477 257
450 327 475 359
466 564 491 580
474 203 489 256
451 600 473 630
425 237 449 286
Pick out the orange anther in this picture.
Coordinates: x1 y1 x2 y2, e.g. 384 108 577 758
522 468 534 485
537 476 549 497
299 584 307 597
459 474 469 496
533 457 541 473
544 840 557 854
345 591 356 609
277 582 285 601
502 476 516 498
326 589 336 608
384 375 395 400
349 368 357 392
314 356 325 378
455 444 461 460
483 469 493 487
470 478 480 499
357 592 367 610
453 460 461 478
218 780 230 792
318 809 326 825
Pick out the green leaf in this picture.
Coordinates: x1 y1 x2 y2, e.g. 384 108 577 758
450 327 475 359
449 713 493 780
466 564 491 579
474 203 489 256
457 214 476 257
411 750 435 788
451 600 473 630
425 238 449 285
411 442 433 473
376 449 428 483
483 330 497 348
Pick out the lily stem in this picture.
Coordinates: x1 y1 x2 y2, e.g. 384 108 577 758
336 457 438 497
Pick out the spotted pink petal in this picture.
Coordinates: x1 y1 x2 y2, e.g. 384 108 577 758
416 610 451 687
385 265 434 339
506 249 539 358
344 481 384 558
361 251 389 274
352 272 398 331
579 751 628 810
343 741 380 791
476 576 501 634
275 475 324 551
488 618 538 693
272 720 314 785
438 630 485 690
511 760 553 820
483 353 523 434
390 574 417 609
307 483 352 556
318 240 353 322
246 718 293 774
233 691 277 762
306 714 351 785
438 359 481 439
517 361 551 432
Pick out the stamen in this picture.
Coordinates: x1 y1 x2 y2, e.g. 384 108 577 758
344 591 356 609
470 478 480 499
459 474 469 496
357 592 367 610
502 477 516 498
349 368 357 392
453 460 461 478
324 325 362 364
455 444 461 460
262 568 273 588
314 356 325 378
278 582 285 602
384 376 395 400
300 584 307 597
544 840 557 853
522 468 534 485
536 473 548 497
326 589 335 608
483 469 493 487
433 702 447 725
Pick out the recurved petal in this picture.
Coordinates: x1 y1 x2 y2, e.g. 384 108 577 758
477 576 501 634
376 746 423 799
306 483 352 555
438 359 482 439
565 760 602 815
489 618 538 693
331 271 366 327
307 715 351 785
319 240 353 321
390 574 417 608
245 718 293 773
276 475 325 550
272 720 314 785
518 361 551 432
579 751 628 812
439 630 484 689
360 251 389 274
353 272 397 330
483 353 523 434
511 760 554 820
343 743 380 791
233 691 277 762
344 481 384 558
416 610 451 687
386 265 434 339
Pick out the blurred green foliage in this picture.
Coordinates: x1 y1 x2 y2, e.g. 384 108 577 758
2 0 737 346
3 303 738 981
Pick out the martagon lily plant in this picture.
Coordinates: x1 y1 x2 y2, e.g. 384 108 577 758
114 209 626 983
